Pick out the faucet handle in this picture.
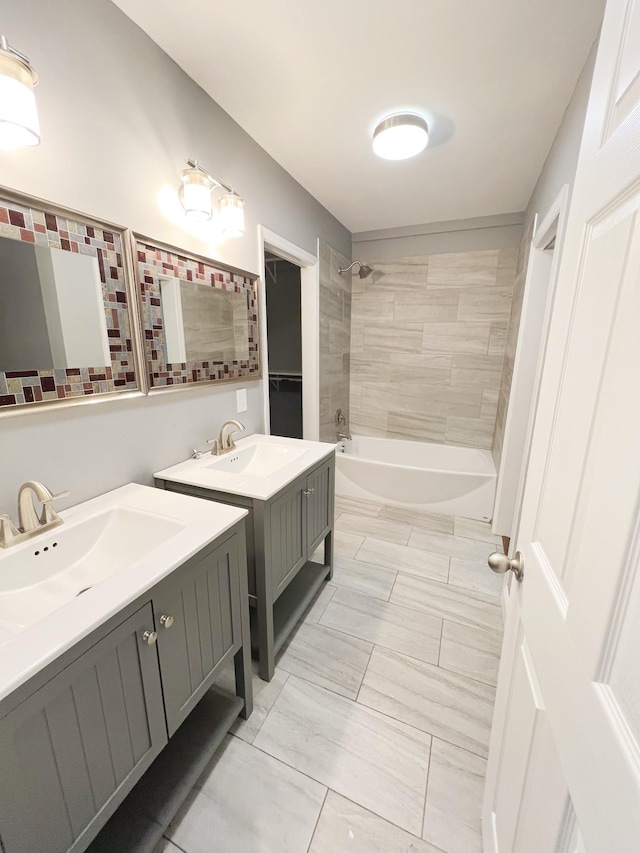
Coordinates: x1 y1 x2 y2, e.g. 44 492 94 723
207 438 221 456
40 490 69 525
0 515 20 548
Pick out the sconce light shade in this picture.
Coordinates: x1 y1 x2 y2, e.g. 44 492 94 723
219 193 245 238
372 113 428 160
178 167 214 221
0 36 40 149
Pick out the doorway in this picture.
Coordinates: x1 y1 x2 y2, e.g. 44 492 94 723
264 251 303 438
492 186 569 542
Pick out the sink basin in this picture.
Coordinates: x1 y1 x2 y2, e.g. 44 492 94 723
206 442 306 478
155 433 336 502
0 505 186 632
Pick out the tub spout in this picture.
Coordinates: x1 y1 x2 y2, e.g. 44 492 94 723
337 432 352 441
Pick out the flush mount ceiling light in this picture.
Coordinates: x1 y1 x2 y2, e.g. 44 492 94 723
372 113 428 161
0 34 40 148
179 159 245 237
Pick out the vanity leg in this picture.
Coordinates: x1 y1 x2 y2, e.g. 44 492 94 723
235 534 253 719
325 529 334 580
256 593 275 682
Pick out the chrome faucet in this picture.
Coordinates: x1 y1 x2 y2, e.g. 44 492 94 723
0 481 69 548
208 420 245 456
337 431 352 441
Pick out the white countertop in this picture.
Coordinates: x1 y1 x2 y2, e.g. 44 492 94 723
155 433 336 501
0 483 247 703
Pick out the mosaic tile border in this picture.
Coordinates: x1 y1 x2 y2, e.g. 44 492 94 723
135 237 260 389
0 191 140 410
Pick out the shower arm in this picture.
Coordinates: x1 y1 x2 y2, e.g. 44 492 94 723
338 261 364 275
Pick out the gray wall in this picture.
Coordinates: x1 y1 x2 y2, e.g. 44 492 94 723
0 0 350 516
352 214 523 263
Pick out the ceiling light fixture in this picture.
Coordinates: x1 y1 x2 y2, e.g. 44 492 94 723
179 159 245 237
372 113 428 161
0 34 40 149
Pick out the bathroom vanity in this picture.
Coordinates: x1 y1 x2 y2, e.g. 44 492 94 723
155 434 336 681
0 484 252 853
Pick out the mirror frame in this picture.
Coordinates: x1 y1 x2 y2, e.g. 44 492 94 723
0 187 145 417
133 233 261 394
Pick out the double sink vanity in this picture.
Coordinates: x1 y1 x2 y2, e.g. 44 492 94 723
0 432 335 853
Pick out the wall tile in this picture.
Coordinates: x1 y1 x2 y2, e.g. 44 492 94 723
348 248 517 448
320 243 351 441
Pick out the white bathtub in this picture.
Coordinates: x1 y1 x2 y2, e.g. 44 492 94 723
335 436 496 521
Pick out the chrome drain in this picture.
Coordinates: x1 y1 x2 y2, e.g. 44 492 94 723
76 587 92 597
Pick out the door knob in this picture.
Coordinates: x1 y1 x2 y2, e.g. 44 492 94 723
142 630 158 645
159 614 174 629
488 550 524 582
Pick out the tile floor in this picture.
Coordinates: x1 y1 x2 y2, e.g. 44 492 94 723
153 494 505 853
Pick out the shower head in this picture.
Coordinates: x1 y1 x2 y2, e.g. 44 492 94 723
338 260 373 279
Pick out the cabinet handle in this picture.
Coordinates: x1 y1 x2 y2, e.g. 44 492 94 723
303 488 315 496
160 614 174 629
142 630 158 645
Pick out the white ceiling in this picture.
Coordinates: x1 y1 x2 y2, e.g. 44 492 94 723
113 0 604 233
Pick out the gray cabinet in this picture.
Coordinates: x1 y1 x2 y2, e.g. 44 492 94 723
0 524 253 853
0 604 167 853
158 453 335 681
154 534 245 736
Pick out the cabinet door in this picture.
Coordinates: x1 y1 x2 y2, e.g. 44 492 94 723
0 604 166 853
154 534 243 737
305 459 333 554
268 479 306 596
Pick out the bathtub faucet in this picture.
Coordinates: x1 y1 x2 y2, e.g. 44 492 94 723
337 431 352 441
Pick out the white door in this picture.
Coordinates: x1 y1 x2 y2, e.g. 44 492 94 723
483 1 640 850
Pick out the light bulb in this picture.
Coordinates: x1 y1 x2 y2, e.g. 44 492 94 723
220 193 245 238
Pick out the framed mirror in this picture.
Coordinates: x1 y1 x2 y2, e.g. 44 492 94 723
0 188 143 414
134 235 260 391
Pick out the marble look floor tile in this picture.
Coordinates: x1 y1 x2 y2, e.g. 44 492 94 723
358 647 495 758
391 573 503 633
337 513 412 545
216 661 290 744
356 538 449 583
381 505 454 535
254 676 431 835
310 791 442 853
277 622 373 699
151 840 182 853
167 736 326 853
335 530 365 558
332 556 397 600
454 516 503 545
408 529 494 563
422 738 487 852
320 587 441 665
335 494 383 517
439 621 502 687
448 557 505 600
302 581 337 623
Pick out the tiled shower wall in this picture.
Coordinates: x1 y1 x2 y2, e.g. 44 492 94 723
349 249 517 449
319 241 352 442
492 224 533 469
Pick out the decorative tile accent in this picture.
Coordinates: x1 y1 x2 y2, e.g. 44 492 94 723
0 197 137 408
136 239 259 388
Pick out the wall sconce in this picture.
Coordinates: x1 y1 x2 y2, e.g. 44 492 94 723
178 159 245 237
0 34 40 148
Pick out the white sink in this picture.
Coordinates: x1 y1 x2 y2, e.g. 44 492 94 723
0 506 186 632
156 433 337 501
206 442 306 478
0 483 248 701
